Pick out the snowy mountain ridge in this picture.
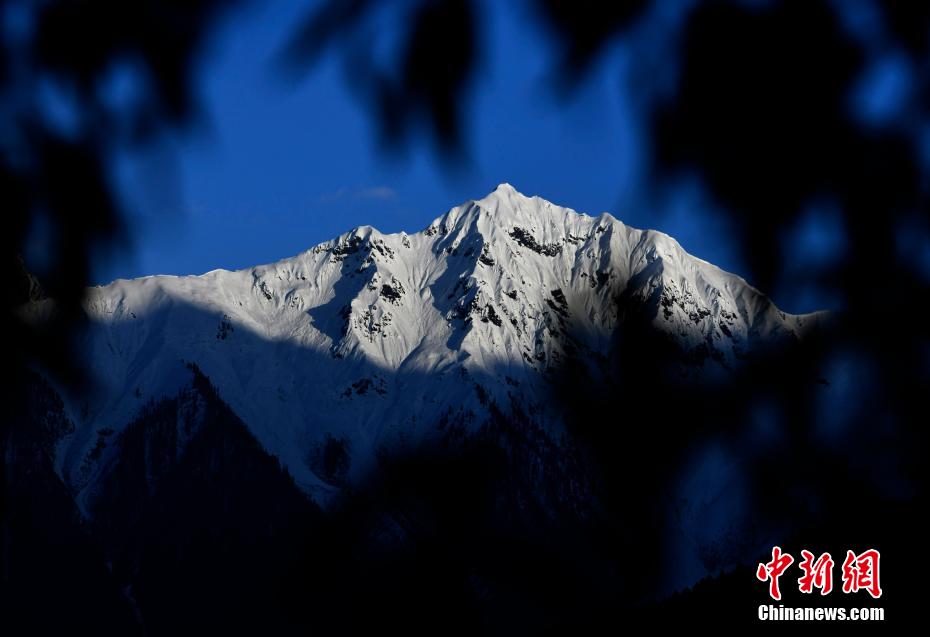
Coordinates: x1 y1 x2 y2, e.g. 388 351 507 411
58 183 822 506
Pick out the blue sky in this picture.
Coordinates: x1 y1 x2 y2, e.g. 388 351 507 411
104 0 752 306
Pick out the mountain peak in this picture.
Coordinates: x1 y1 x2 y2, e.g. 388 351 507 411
494 182 517 193
72 185 821 503
475 182 529 208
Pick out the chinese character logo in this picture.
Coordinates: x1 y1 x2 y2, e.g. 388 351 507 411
797 550 834 595
756 547 881 599
841 549 882 599
757 546 795 600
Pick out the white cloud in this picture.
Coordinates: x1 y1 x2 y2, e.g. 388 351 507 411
354 186 396 200
317 186 396 203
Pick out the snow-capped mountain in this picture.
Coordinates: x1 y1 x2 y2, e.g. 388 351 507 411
58 183 821 507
